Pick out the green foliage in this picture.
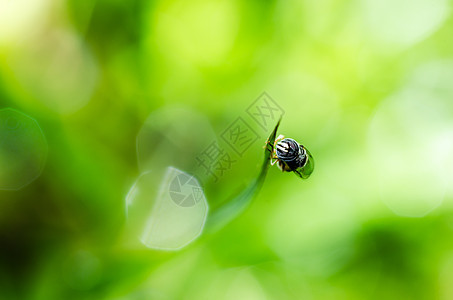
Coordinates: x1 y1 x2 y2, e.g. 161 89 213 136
1 0 453 299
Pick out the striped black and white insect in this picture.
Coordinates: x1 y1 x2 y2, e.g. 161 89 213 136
268 134 314 179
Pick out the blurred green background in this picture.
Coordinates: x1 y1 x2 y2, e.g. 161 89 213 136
1 0 453 299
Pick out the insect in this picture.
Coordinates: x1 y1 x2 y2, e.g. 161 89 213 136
266 134 314 179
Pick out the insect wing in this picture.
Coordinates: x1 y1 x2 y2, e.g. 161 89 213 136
293 147 314 179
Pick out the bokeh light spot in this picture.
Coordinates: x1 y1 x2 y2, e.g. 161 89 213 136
126 167 208 250
0 108 47 190
368 61 453 216
362 0 450 48
136 106 217 184
0 0 51 44
8 30 98 114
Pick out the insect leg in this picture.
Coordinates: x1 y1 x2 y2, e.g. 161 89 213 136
274 135 285 147
263 138 274 153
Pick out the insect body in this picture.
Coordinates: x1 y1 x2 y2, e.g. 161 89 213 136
269 135 314 179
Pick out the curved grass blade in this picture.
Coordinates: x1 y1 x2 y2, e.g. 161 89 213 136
206 118 281 232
